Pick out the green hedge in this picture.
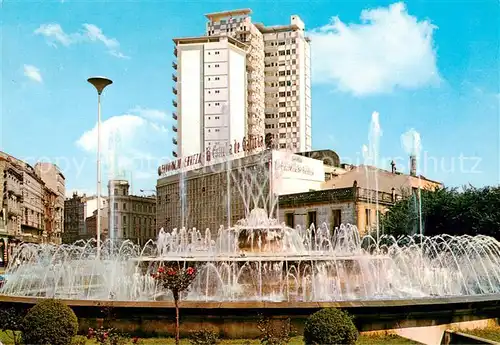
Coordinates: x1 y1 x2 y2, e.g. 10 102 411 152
22 299 78 345
303 308 358 345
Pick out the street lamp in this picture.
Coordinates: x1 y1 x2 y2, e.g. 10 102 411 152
88 76 113 258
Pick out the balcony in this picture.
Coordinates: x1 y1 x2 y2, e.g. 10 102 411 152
172 100 178 107
172 87 177 95
172 61 177 70
172 74 178 82
172 112 178 120
172 125 178 133
172 138 178 145
172 151 178 158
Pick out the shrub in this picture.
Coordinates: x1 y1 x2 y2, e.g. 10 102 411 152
303 308 358 345
22 299 78 345
188 328 220 345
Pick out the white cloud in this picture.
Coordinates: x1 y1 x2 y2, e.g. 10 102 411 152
308 2 441 96
23 64 43 83
34 23 128 59
130 106 169 122
76 110 171 182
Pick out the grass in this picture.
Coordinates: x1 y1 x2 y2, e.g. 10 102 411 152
0 332 422 345
460 327 500 342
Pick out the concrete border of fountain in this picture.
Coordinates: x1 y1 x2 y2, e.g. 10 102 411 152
1 293 499 338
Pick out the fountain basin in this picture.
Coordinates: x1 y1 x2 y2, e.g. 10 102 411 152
1 293 499 338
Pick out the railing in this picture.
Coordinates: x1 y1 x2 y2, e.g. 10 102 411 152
279 187 398 208
279 187 356 208
357 188 396 205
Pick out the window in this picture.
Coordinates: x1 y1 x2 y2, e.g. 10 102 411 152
279 133 286 138
114 203 118 210
123 203 127 210
123 215 127 224
365 208 371 228
285 213 294 228
307 211 317 228
331 209 341 231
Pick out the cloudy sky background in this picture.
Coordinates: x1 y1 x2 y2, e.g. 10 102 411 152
2 0 499 196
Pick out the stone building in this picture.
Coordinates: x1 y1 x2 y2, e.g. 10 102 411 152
63 192 85 244
279 164 443 235
108 180 156 245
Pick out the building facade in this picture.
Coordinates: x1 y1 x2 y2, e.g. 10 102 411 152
63 192 85 244
279 163 443 235
85 206 109 241
35 162 65 239
0 152 65 265
173 36 248 158
172 8 312 158
108 180 156 245
156 149 327 233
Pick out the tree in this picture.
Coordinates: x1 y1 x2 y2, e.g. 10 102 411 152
380 186 500 240
152 263 199 345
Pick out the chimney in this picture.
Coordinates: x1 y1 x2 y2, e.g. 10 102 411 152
410 155 417 176
390 160 396 174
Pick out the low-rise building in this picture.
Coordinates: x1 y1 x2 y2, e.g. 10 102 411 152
156 149 330 233
279 162 443 235
108 180 156 245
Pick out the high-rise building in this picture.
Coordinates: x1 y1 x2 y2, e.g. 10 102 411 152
172 8 311 158
172 36 248 158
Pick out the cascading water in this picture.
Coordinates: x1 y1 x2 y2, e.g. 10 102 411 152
2 218 499 302
401 128 423 236
2 117 500 303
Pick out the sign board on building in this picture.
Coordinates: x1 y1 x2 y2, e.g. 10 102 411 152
271 151 325 195
158 135 265 177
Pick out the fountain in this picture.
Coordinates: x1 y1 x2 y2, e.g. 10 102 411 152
0 114 499 337
1 210 500 302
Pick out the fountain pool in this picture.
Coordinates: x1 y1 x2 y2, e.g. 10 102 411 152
1 208 499 302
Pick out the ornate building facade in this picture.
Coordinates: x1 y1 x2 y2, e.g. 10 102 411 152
108 180 156 246
0 151 64 265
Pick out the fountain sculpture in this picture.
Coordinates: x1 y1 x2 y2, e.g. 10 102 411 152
1 113 500 305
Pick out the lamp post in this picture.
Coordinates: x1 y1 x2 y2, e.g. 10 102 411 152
87 76 113 258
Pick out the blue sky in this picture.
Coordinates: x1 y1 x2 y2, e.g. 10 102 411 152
2 0 499 196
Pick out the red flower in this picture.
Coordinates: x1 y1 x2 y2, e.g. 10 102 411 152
186 267 195 275
132 336 139 344
167 268 176 276
158 266 165 273
103 332 108 339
